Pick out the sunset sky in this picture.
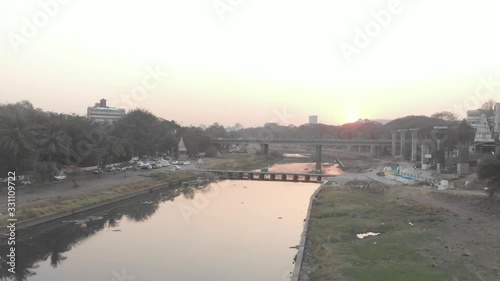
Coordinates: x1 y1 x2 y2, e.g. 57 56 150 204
1 0 500 127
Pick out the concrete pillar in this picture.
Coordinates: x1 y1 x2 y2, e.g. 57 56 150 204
358 145 362 153
370 145 375 155
400 130 407 159
260 143 269 154
391 131 397 157
315 145 322 171
457 144 470 176
347 144 352 152
436 139 445 173
421 144 430 170
410 129 419 162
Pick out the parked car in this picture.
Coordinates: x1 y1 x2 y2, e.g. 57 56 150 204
54 174 67 181
152 163 162 169
141 164 153 170
172 161 179 165
183 161 191 165
93 169 103 174
174 165 181 170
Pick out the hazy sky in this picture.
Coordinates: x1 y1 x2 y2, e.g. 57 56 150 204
1 0 500 127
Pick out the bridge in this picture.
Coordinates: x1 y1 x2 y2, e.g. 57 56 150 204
203 169 334 183
214 138 398 170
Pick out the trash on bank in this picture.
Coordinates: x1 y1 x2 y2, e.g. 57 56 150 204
357 232 381 239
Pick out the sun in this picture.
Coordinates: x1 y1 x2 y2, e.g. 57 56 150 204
346 114 358 123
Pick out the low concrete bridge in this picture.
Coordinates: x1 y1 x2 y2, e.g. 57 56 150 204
202 169 334 183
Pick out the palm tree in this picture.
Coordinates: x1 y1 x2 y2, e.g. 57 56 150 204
38 122 71 180
0 115 35 172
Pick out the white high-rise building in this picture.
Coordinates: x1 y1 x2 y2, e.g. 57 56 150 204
309 115 318 124
87 99 126 123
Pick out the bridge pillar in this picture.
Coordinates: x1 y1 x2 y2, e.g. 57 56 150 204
400 130 407 159
370 145 376 155
347 144 352 151
260 143 269 155
358 145 362 153
315 145 322 172
410 129 419 162
391 131 397 157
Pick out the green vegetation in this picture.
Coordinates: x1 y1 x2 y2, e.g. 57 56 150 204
306 187 481 281
478 154 500 196
0 101 229 179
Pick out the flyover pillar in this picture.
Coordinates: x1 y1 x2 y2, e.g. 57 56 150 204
399 130 407 159
315 145 322 172
391 131 397 157
370 145 376 155
260 143 269 155
410 129 419 162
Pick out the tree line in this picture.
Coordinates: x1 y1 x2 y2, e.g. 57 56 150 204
0 101 228 182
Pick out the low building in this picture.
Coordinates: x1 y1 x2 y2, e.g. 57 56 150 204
87 98 126 123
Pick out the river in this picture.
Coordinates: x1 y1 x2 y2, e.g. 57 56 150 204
1 179 320 281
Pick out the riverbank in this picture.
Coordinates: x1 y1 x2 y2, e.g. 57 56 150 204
0 171 198 228
298 178 500 281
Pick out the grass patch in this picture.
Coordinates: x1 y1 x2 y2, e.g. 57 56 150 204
305 187 481 281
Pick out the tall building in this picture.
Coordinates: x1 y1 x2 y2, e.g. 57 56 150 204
495 103 500 138
309 115 318 124
87 99 126 123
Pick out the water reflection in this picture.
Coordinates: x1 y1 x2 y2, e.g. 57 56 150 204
0 188 181 281
1 180 317 281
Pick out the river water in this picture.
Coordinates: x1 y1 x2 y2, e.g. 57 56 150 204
1 179 319 281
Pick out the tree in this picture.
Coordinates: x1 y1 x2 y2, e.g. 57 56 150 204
481 99 496 111
431 111 458 122
38 122 71 180
0 114 35 172
477 155 500 197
